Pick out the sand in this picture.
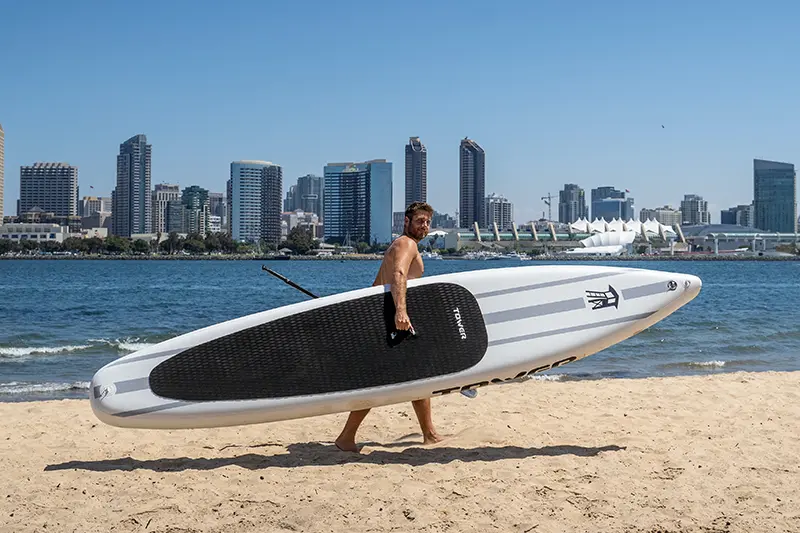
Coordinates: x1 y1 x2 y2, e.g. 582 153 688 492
1 371 799 533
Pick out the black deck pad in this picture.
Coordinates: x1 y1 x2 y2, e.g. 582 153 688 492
150 282 488 401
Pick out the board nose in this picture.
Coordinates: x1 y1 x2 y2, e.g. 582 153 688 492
88 367 116 418
673 273 702 306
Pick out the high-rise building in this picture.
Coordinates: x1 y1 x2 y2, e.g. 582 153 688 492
720 204 753 227
558 184 588 223
260 165 283 246
182 185 211 236
209 192 224 217
0 123 4 217
485 193 513 229
432 211 456 229
19 163 79 216
297 174 323 218
113 134 152 236
459 138 485 228
405 137 427 206
152 184 180 234
680 194 711 225
208 192 224 231
754 159 796 232
591 186 634 220
166 200 185 234
392 211 405 234
80 196 112 217
286 174 323 218
284 185 296 212
323 159 392 245
639 206 682 226
227 160 282 244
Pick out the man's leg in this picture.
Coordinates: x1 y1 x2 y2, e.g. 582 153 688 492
335 409 371 452
411 398 444 444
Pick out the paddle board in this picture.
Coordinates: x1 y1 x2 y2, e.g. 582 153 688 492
89 264 701 429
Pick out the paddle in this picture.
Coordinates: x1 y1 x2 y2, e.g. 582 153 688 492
261 265 319 298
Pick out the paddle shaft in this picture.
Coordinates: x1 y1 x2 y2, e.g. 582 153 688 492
261 265 320 299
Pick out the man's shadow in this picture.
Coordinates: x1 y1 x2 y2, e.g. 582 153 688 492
44 442 626 472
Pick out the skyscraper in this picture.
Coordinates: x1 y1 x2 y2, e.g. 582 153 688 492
680 194 711 225
754 159 796 232
19 163 79 216
288 174 324 217
182 185 211 236
323 160 392 245
227 160 282 244
485 193 513 230
284 185 296 212
209 192 224 229
0 123 4 217
459 138 485 228
405 137 427 207
152 184 180 234
639 206 682 226
591 186 634 220
80 196 112 217
720 204 753 227
260 164 283 246
113 134 152 236
558 184 588 223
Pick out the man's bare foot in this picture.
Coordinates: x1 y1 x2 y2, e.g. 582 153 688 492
422 432 447 446
334 437 360 453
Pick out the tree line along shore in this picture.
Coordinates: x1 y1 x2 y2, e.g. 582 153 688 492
1 226 797 261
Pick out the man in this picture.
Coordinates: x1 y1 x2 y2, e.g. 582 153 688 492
334 201 444 453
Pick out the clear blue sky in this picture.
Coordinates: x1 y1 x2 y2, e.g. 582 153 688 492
2 0 799 223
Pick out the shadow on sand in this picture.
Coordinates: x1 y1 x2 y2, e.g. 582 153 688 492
44 442 625 472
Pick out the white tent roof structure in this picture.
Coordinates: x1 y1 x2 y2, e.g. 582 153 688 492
569 217 676 238
562 230 637 256
580 230 637 248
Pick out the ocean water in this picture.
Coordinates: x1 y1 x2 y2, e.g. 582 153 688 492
0 259 798 402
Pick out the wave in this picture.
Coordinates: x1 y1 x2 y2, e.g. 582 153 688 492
528 374 566 382
0 344 93 358
88 337 158 352
0 381 90 395
660 360 727 369
0 337 160 360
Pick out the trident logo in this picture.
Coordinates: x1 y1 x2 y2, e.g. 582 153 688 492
586 285 620 310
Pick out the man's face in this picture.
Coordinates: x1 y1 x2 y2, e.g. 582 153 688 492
405 212 431 241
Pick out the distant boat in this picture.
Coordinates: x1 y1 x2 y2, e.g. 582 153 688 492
485 251 531 261
421 251 443 260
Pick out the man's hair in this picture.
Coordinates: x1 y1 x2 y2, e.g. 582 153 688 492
405 201 434 220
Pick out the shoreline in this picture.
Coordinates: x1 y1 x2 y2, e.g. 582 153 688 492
4 367 799 404
2 370 798 533
1 253 798 261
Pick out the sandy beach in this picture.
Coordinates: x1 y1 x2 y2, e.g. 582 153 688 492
1 371 798 533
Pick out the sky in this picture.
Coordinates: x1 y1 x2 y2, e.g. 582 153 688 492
1 0 799 223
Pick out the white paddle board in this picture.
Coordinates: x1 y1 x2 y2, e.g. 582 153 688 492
89 264 701 429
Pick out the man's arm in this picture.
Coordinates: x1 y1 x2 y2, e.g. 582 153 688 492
390 238 417 330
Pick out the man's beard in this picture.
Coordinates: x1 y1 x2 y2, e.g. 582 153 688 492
405 226 427 241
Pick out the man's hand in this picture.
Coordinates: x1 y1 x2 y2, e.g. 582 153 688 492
395 309 413 332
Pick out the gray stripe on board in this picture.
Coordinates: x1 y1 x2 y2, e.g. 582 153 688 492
483 297 585 325
105 348 184 368
622 282 669 300
114 377 150 395
114 401 191 418
487 312 655 347
474 271 623 299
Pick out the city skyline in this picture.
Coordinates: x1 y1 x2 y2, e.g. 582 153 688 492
3 128 795 228
8 146 797 229
2 3 800 222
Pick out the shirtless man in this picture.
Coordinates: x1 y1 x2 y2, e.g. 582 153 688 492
334 201 444 453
